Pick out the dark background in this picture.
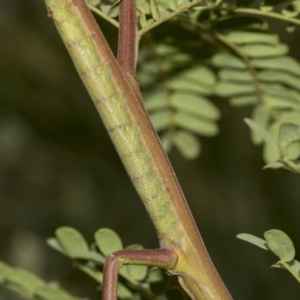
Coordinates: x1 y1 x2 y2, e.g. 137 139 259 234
0 1 299 299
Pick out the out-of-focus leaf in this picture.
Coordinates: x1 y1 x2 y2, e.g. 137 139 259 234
263 122 281 163
211 53 246 69
214 82 255 97
155 44 177 55
95 228 123 256
117 282 134 299
263 85 300 105
136 0 151 14
6 269 45 297
124 263 148 282
279 123 300 159
71 250 106 264
259 71 300 92
47 238 68 256
0 261 12 283
169 77 214 95
226 31 278 44
260 5 273 12
286 24 296 33
139 11 147 28
241 44 288 58
160 131 173 153
271 259 300 276
173 130 200 159
245 118 279 151
166 0 178 10
251 105 270 145
282 0 300 17
107 0 120 17
168 69 214 95
289 260 300 275
150 111 170 131
35 286 74 300
183 66 216 86
149 0 160 20
266 95 300 110
145 91 167 111
55 227 89 259
237 233 268 250
253 57 300 76
100 4 111 15
172 94 220 120
174 113 218 136
264 230 295 262
280 112 300 125
77 265 103 283
146 268 164 283
263 161 284 169
219 69 252 82
229 95 258 106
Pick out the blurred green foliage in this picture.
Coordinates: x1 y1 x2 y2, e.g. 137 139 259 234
1 1 300 299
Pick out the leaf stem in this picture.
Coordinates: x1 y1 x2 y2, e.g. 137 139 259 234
138 1 210 37
87 4 119 28
234 8 300 27
281 157 300 175
279 260 300 283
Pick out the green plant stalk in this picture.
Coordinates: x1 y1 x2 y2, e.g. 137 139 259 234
44 0 232 299
279 260 300 283
282 157 300 175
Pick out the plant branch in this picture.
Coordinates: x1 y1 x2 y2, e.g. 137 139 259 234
44 0 232 299
103 249 177 300
117 0 138 74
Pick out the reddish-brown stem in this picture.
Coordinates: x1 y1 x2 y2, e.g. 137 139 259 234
102 249 177 300
117 0 137 74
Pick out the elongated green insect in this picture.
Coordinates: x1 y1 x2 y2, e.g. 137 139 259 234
44 1 232 299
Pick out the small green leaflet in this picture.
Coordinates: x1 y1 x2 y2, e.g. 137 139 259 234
264 230 295 262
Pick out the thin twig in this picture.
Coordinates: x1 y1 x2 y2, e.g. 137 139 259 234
234 8 300 26
87 4 119 27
